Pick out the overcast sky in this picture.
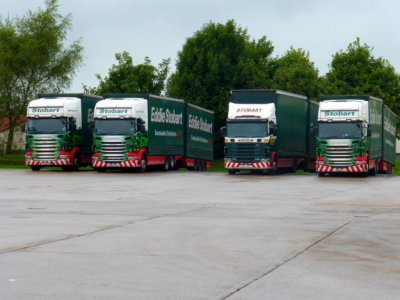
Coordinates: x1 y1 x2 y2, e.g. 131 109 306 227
3 0 400 92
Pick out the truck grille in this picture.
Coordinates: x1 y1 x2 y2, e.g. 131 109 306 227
228 143 265 162
100 141 127 162
326 145 354 167
32 136 59 160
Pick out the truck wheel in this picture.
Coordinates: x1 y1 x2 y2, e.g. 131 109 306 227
270 159 278 175
139 155 147 173
369 164 377 176
202 160 207 171
169 156 176 170
318 172 325 177
228 169 237 175
292 159 298 173
72 155 80 171
163 157 169 172
31 166 41 171
198 160 204 171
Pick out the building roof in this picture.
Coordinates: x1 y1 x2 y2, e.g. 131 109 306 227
0 116 27 133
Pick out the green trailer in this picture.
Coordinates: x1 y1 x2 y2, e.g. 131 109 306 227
25 93 102 171
92 93 213 171
185 103 214 169
382 105 397 173
224 89 315 174
305 99 319 169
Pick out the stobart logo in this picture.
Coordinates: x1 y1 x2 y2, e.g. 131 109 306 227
32 107 60 113
236 108 262 113
324 111 356 117
188 114 213 133
151 107 183 125
99 108 129 114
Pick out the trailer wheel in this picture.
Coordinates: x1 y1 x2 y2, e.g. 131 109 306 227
169 156 176 170
139 155 147 173
163 157 169 172
31 166 41 171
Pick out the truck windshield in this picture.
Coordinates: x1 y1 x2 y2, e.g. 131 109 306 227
227 122 268 138
27 118 67 134
94 119 136 135
319 122 362 139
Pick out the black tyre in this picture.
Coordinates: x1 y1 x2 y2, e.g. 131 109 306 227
163 156 169 172
139 155 147 173
228 169 237 175
31 166 41 171
318 172 325 177
169 156 176 170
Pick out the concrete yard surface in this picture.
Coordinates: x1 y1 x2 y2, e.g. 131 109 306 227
1 169 399 299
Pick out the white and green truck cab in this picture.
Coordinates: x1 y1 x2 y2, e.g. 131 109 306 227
316 95 396 176
25 94 101 171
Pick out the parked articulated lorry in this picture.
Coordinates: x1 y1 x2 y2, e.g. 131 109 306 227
92 94 214 172
223 89 317 174
25 94 102 171
316 95 397 176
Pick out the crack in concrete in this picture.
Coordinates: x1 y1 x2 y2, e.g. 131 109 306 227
0 205 211 255
221 221 351 300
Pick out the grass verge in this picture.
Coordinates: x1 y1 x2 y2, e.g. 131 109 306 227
0 153 399 174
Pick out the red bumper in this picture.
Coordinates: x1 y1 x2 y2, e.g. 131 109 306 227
225 160 272 169
25 158 71 166
92 159 141 168
316 164 367 173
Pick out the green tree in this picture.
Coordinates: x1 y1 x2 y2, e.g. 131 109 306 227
168 20 274 157
85 51 170 95
269 47 321 99
324 38 400 127
0 0 83 153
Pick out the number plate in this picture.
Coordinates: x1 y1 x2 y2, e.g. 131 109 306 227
107 163 120 167
40 161 51 166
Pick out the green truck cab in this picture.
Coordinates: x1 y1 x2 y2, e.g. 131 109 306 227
25 93 101 171
223 90 317 174
316 95 397 176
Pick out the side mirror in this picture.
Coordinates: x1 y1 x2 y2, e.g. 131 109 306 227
70 123 77 131
88 123 94 134
310 124 318 137
269 125 277 136
367 125 372 137
137 119 146 133
220 126 226 137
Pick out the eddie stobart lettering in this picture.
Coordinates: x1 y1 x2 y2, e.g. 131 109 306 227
188 114 213 133
32 107 60 113
151 107 183 125
324 111 356 117
99 108 129 114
